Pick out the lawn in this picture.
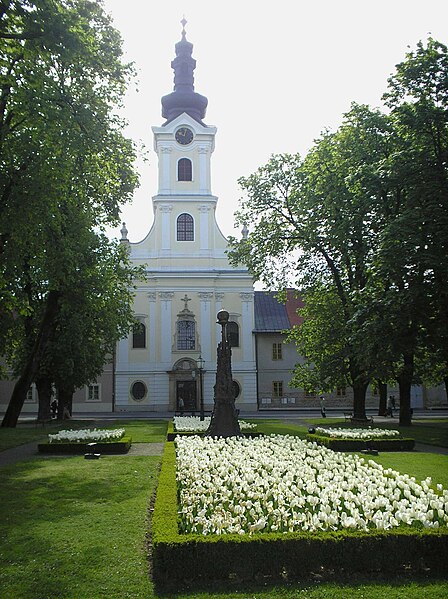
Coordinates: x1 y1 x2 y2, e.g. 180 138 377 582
96 419 168 443
0 416 447 598
0 419 168 451
0 455 158 598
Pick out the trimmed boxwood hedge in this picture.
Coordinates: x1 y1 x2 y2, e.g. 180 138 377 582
38 436 132 454
306 433 415 452
152 441 447 587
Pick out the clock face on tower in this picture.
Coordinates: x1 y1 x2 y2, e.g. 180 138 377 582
175 127 194 145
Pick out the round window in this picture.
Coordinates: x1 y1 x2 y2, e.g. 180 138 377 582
131 381 147 401
232 380 241 400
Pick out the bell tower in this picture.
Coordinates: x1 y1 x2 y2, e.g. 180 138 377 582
152 19 216 200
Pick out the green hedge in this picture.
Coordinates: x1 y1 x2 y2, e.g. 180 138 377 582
306 433 415 452
37 436 132 454
152 441 447 587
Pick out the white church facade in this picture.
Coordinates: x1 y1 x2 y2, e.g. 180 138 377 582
114 23 257 412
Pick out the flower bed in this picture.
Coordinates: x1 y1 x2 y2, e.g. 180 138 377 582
48 428 125 443
173 416 257 433
176 435 446 535
315 426 400 439
152 439 448 585
38 428 131 454
307 427 414 451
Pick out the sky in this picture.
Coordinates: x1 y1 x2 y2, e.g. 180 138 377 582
102 0 448 243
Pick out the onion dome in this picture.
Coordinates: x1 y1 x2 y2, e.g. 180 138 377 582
161 18 208 124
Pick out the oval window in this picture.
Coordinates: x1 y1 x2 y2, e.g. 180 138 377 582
131 381 147 401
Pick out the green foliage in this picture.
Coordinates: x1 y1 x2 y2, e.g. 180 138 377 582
0 1 141 422
229 38 448 420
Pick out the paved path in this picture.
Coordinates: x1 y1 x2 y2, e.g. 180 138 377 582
0 442 165 468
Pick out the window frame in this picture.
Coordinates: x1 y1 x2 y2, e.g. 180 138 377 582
227 321 240 347
177 157 193 181
177 213 194 242
272 380 283 398
131 381 147 402
132 322 146 349
177 319 196 350
86 383 101 402
272 342 283 360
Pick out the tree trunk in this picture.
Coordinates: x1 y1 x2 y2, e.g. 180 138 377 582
444 373 448 405
349 356 369 420
1 290 60 428
397 352 414 426
36 376 52 421
57 383 74 420
352 380 369 420
377 380 388 416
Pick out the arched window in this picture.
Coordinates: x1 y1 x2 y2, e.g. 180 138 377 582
178 158 192 181
132 322 146 348
177 213 194 241
177 320 196 350
227 321 239 347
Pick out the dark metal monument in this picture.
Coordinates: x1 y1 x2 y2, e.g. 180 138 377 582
205 310 242 437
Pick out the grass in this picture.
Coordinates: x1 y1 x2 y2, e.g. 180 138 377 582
160 580 448 598
367 452 448 489
94 419 168 443
0 419 168 451
0 455 159 598
0 420 89 451
0 416 447 598
246 418 309 437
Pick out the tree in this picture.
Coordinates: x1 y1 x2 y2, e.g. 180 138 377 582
381 38 448 416
1 0 139 426
229 39 448 424
352 39 448 424
229 105 393 419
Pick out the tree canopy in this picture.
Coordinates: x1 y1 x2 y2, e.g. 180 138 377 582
229 38 448 424
1 0 141 426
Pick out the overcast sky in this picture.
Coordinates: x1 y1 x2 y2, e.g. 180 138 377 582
102 0 448 243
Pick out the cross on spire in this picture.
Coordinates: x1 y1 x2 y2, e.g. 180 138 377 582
181 16 187 38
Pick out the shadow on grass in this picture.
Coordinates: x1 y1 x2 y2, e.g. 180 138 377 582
155 573 448 599
0 456 158 598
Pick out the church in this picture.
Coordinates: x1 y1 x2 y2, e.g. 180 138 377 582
114 21 257 413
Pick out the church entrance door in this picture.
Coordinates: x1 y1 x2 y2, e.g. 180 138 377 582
176 380 197 412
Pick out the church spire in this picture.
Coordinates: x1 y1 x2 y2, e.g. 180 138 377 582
161 18 208 124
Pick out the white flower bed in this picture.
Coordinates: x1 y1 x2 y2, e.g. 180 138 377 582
173 416 257 432
315 427 400 440
48 428 125 443
176 435 448 535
